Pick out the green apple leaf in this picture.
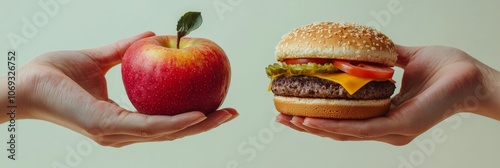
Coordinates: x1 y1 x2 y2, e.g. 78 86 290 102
176 11 203 49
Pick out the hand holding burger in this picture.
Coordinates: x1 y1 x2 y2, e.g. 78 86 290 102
273 23 500 145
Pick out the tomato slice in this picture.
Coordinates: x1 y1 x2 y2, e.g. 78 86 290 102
283 58 333 64
333 60 394 79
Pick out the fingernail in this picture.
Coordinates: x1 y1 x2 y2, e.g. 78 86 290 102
290 119 302 126
302 118 320 129
290 116 304 123
303 120 319 129
276 114 291 121
191 116 207 126
225 108 239 116
217 111 233 125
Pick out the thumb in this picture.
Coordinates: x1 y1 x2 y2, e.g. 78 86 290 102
82 31 155 71
395 44 421 68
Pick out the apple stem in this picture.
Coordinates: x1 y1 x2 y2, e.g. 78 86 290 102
176 11 202 49
177 35 181 49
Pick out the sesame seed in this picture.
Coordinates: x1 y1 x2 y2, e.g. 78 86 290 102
276 21 395 59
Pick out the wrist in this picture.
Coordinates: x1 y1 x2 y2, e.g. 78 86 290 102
469 63 500 120
0 68 36 123
0 76 9 123
484 68 500 119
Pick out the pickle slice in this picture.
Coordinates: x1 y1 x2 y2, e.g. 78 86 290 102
265 62 340 77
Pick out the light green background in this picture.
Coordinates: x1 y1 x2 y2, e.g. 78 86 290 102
1 0 500 168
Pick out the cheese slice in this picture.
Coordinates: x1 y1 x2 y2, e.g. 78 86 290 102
313 73 372 95
269 73 374 95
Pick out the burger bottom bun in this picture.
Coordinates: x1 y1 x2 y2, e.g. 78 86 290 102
274 96 391 119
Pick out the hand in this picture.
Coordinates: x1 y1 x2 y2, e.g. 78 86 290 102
276 45 498 146
14 32 238 147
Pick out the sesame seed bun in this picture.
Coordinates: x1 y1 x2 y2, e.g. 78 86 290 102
275 21 397 66
274 96 391 119
270 21 397 119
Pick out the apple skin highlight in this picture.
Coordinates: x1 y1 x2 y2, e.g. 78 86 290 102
122 35 231 115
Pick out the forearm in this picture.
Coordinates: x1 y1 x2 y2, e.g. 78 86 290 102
0 76 15 123
0 73 34 123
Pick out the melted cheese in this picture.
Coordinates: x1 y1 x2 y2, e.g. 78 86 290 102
313 73 372 95
269 73 374 95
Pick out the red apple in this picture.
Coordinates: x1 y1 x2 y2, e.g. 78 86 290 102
121 35 230 115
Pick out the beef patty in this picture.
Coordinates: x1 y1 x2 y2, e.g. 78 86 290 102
271 75 395 100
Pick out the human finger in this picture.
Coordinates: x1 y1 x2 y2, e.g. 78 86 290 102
302 89 446 139
277 114 416 145
394 44 421 68
288 116 379 141
276 114 307 132
93 108 208 137
298 127 415 146
81 31 155 71
301 115 402 139
298 117 415 145
109 109 238 147
290 116 346 138
91 133 162 147
165 108 238 139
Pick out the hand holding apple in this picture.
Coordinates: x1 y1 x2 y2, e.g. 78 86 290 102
122 12 231 115
5 30 238 147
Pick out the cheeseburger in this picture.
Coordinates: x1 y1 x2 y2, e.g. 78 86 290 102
266 21 397 119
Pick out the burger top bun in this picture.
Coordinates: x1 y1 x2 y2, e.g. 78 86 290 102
275 21 398 66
